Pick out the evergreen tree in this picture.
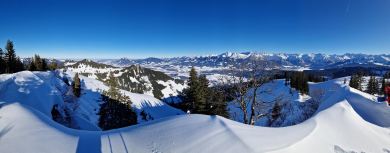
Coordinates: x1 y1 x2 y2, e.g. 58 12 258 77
99 72 137 130
381 77 387 95
288 72 309 95
0 48 5 74
349 74 364 91
183 67 201 111
207 88 229 117
98 94 137 130
41 58 48 71
29 58 37 71
197 75 209 113
15 57 24 72
5 40 17 73
49 61 58 70
268 102 281 126
72 73 81 97
106 72 120 99
366 76 379 95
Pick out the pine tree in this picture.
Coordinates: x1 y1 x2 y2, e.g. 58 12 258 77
184 67 201 111
197 75 209 113
99 73 137 130
15 57 24 72
41 58 48 71
106 72 120 100
381 77 387 95
366 76 379 95
0 48 5 74
5 40 17 73
29 58 37 71
72 73 81 97
49 61 58 70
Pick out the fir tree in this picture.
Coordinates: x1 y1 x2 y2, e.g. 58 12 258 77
366 76 379 95
197 75 209 113
72 73 81 97
183 67 201 111
349 74 364 91
0 48 5 74
381 77 387 95
15 57 24 72
49 61 58 70
106 72 120 100
29 57 37 71
99 72 137 130
5 40 17 73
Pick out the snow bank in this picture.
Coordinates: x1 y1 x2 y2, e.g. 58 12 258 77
1 72 390 153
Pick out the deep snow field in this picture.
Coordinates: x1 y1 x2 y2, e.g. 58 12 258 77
1 71 390 153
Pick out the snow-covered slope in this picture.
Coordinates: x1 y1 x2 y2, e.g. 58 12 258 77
1 72 390 152
65 59 186 99
0 71 183 130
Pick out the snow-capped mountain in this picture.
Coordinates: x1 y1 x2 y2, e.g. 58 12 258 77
89 52 390 83
64 59 186 100
97 52 390 70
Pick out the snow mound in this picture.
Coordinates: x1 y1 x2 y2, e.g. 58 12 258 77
0 71 65 116
1 73 390 152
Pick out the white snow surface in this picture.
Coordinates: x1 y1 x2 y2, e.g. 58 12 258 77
0 71 183 130
1 72 390 153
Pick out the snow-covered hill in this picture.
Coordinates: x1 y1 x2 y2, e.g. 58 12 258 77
65 59 186 100
0 71 183 130
1 72 389 153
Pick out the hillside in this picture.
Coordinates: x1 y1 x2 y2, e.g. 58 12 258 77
0 71 183 130
1 73 389 153
65 59 186 100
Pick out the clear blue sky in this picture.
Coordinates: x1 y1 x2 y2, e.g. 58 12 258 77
0 0 389 59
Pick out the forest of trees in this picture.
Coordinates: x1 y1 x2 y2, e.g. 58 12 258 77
99 72 137 130
349 72 390 96
285 71 309 95
28 54 53 71
0 40 58 75
0 40 25 74
179 67 228 117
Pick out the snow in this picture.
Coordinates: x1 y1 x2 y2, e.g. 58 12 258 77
62 70 184 124
1 72 390 153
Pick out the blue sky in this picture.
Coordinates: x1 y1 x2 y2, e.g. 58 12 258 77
0 0 389 59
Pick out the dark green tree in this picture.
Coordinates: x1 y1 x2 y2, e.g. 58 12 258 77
183 67 201 111
349 74 364 91
28 58 37 71
366 76 379 95
49 61 58 70
0 48 5 74
72 73 81 97
197 75 209 113
381 77 387 95
99 72 137 130
5 40 17 73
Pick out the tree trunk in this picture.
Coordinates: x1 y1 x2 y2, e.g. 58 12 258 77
249 87 258 125
240 96 248 124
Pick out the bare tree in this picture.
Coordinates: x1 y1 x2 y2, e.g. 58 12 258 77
223 60 272 125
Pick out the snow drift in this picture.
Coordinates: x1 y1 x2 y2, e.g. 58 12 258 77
1 72 390 153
